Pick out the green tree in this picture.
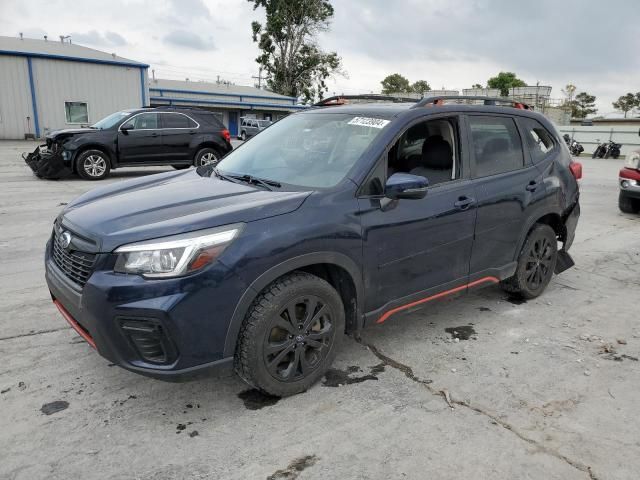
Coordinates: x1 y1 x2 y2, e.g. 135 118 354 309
612 92 638 118
561 84 576 106
411 80 431 95
486 72 527 96
248 0 343 103
471 83 484 89
571 92 597 118
381 73 411 94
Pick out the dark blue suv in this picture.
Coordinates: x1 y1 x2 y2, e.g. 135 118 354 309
46 95 581 397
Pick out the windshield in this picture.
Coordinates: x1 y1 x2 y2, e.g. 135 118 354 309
91 111 132 130
217 113 389 188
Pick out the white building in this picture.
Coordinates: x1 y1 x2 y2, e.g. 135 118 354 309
0 35 149 140
148 78 306 137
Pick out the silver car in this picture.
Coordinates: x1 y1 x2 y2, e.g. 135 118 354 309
238 118 272 140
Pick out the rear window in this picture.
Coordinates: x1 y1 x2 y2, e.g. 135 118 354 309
519 117 556 163
162 113 195 129
469 116 524 177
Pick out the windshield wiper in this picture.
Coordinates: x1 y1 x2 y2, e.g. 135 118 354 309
228 173 281 191
212 168 241 184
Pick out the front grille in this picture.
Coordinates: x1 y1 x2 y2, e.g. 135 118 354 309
52 230 96 287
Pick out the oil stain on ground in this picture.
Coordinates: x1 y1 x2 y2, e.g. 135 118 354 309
238 389 281 410
445 325 477 340
40 400 69 415
506 295 527 305
322 363 385 387
267 455 318 480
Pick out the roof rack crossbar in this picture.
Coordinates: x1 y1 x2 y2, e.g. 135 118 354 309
313 94 420 107
411 95 530 110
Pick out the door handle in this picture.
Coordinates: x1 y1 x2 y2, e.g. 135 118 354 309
151 132 158 138
526 181 539 192
454 196 476 211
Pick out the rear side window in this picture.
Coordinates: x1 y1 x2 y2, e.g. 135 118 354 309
469 116 524 177
162 113 194 129
519 117 556 163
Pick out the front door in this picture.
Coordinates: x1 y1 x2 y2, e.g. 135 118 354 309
118 112 164 164
360 115 477 322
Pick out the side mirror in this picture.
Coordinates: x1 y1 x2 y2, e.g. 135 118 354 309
120 124 133 134
385 173 428 200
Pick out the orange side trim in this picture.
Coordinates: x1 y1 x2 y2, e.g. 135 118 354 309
376 276 500 324
53 299 97 349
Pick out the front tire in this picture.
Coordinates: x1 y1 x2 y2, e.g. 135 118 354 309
194 148 220 167
501 224 558 300
235 272 344 397
619 192 640 213
76 149 110 180
240 131 247 141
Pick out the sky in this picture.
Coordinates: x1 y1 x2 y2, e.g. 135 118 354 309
1 0 639 116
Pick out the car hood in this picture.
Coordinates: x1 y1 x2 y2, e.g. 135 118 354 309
61 169 311 252
47 128 97 141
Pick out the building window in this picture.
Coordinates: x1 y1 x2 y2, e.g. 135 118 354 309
65 102 89 124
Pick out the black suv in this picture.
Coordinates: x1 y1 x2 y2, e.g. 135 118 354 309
25 107 233 180
46 96 581 397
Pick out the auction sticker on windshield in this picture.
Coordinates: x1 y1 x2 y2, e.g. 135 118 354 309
347 117 390 129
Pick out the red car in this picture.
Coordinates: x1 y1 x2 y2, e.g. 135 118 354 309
619 150 640 213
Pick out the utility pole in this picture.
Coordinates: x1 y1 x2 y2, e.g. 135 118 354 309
252 68 266 89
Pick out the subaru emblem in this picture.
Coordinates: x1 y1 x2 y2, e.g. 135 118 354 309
59 231 72 249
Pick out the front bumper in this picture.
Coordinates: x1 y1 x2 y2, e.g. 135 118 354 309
619 168 640 199
45 239 247 380
23 145 73 179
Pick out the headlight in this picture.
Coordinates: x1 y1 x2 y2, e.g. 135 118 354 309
114 224 243 278
626 151 640 169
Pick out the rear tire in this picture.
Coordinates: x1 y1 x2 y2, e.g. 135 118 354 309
619 192 640 214
194 148 220 167
501 224 558 300
234 272 344 397
76 149 110 180
240 131 247 141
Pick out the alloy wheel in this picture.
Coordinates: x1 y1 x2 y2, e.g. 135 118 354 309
200 152 218 166
524 236 553 290
83 155 107 177
264 295 334 382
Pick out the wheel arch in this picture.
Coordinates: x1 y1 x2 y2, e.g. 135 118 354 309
515 210 565 261
223 252 363 357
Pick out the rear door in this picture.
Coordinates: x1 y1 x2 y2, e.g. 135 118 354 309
160 112 198 162
118 112 164 164
467 114 546 277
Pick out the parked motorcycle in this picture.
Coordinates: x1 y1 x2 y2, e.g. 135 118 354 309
592 140 621 159
569 140 584 156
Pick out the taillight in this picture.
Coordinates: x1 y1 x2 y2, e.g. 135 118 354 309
569 161 582 180
221 129 231 143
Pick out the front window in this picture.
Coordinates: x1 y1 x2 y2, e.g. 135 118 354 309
91 111 132 130
65 101 89 124
121 113 158 130
216 113 389 188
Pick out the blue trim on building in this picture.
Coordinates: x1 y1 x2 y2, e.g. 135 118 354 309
26 57 40 138
149 87 298 104
139 68 146 107
0 50 149 68
149 96 307 110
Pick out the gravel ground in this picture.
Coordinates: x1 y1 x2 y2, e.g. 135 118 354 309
1 140 639 480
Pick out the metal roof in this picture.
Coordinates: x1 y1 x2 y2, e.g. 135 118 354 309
0 35 148 67
150 78 297 101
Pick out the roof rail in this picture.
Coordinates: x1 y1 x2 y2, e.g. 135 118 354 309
152 105 207 111
412 96 531 110
314 94 420 107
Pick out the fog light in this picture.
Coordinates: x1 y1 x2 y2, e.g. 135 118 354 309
621 180 630 188
119 318 177 364
62 151 71 161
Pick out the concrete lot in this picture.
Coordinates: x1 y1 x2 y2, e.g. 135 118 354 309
1 140 639 480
